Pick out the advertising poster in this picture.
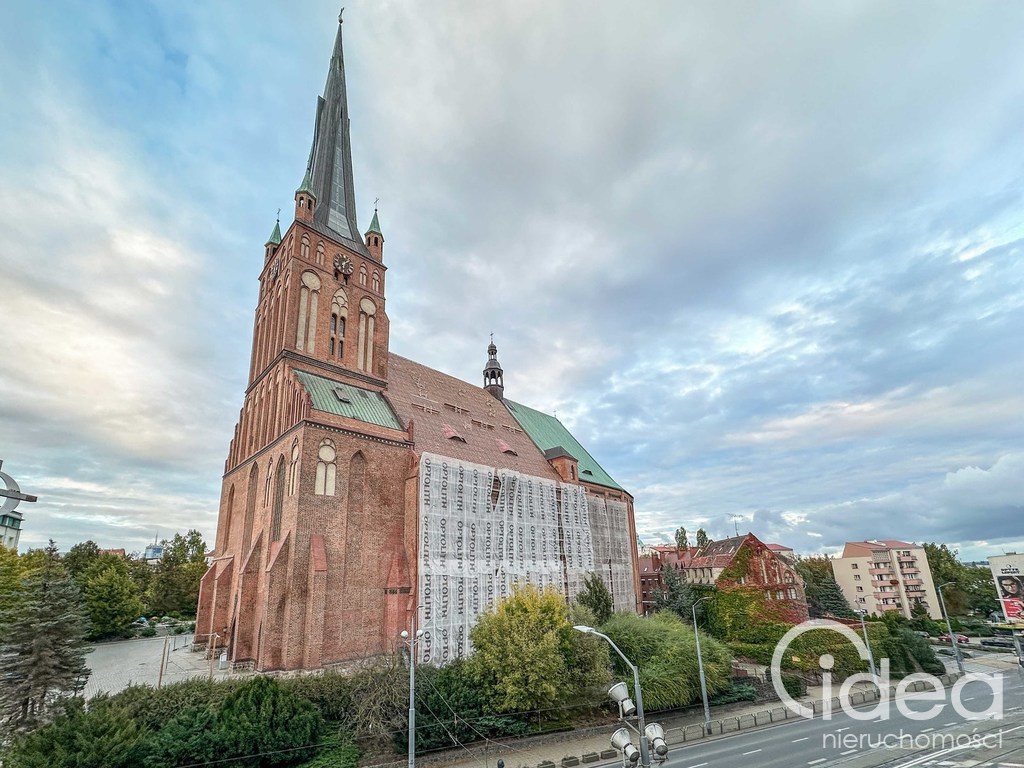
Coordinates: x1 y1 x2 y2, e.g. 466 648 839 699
989 553 1024 624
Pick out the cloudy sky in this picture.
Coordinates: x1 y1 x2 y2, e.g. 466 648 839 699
2 1 1022 561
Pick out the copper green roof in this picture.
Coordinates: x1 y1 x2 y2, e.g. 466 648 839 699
366 209 382 236
295 371 403 431
505 400 623 491
296 168 315 197
266 219 282 246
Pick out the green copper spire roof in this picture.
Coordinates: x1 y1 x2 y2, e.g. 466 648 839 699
296 167 315 198
266 217 282 246
366 208 382 236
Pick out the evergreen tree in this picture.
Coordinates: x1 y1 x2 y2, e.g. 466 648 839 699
695 528 711 550
0 541 91 735
674 527 689 550
653 566 697 621
575 571 614 625
796 556 856 619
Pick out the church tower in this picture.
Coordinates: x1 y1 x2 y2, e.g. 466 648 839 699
197 11 413 672
197 9 641 674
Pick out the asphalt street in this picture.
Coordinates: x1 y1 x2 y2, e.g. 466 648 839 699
659 660 1024 768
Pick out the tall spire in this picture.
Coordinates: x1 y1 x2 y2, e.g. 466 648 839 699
304 8 368 255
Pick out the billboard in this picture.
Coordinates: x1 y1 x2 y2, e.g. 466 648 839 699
989 553 1024 624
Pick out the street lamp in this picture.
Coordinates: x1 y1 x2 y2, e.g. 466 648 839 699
691 596 713 734
574 625 663 767
857 609 878 684
937 582 965 675
400 626 425 768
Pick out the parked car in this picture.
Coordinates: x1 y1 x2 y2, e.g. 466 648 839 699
912 630 931 638
938 633 970 644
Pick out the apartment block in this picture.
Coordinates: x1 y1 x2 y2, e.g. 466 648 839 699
833 540 941 620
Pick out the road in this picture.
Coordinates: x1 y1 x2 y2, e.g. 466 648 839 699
660 657 1024 768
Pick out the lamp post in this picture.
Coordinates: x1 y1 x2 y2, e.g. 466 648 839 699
574 625 652 768
937 582 965 674
400 625 425 768
692 596 713 734
858 609 878 684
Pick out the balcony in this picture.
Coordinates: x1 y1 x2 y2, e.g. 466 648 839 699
869 567 894 576
903 578 924 586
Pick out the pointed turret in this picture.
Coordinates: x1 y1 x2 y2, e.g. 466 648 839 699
294 168 316 223
265 216 283 261
483 336 504 400
303 8 369 256
365 207 384 261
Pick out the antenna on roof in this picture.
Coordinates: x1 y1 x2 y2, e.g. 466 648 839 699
729 514 743 537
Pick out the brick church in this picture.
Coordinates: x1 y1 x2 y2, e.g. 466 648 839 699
196 13 640 671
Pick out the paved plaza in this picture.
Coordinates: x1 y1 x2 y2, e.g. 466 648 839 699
83 634 233 698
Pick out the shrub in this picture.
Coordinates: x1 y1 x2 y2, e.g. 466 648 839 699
708 682 757 706
139 626 157 638
781 675 806 699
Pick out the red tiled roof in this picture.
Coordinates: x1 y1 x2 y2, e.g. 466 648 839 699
386 353 560 480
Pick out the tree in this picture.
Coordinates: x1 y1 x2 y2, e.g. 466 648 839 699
653 566 696 621
62 541 100 583
0 541 91 735
575 572 614 625
796 556 856 619
469 584 606 715
148 531 209 617
601 611 731 710
695 528 710 550
82 558 145 639
674 527 689 550
922 543 997 616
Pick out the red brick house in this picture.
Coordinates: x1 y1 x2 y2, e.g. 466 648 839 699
684 533 809 624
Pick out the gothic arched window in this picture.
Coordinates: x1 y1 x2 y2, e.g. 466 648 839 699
329 289 348 359
296 270 321 352
316 242 325 266
372 271 380 293
271 457 286 541
357 297 376 373
300 235 310 260
359 265 368 286
315 438 337 496
288 439 300 495
243 462 258 554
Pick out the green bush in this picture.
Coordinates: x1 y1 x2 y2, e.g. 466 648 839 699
708 682 757 706
296 739 360 768
781 675 806 699
728 642 774 665
139 626 157 638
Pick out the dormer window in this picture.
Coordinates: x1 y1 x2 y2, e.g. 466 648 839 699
442 424 466 442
